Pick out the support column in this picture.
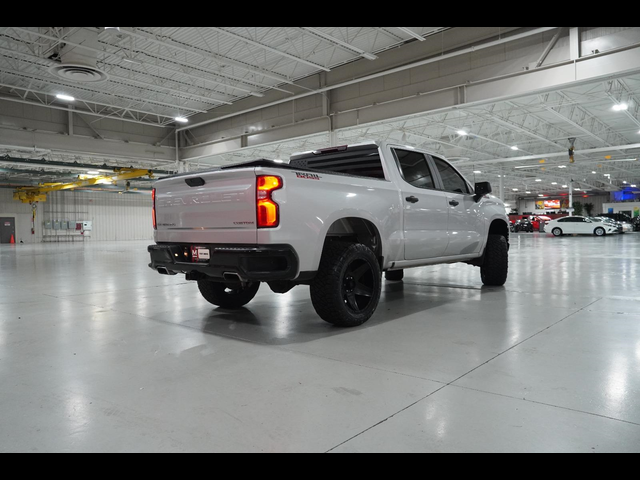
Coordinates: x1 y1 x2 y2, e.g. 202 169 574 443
569 180 574 216
499 169 504 202
321 72 337 147
175 130 188 173
68 107 74 136
570 27 581 61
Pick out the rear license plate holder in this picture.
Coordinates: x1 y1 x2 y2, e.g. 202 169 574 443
191 247 211 263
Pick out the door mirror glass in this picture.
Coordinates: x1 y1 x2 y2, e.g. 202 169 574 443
474 182 492 201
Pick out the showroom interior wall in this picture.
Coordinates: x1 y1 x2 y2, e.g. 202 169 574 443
0 189 153 243
518 195 611 215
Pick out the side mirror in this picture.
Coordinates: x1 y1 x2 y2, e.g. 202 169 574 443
474 182 492 202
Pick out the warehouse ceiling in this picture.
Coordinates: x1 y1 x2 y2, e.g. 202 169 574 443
1 27 640 201
0 27 448 125
197 73 640 199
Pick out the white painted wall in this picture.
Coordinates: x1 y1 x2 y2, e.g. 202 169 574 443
0 188 153 243
602 202 640 217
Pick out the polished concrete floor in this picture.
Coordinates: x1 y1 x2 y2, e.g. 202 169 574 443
1 233 639 453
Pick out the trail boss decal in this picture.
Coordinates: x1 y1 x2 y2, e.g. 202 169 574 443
295 172 322 180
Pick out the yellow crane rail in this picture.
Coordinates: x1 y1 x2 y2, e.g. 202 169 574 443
13 168 155 203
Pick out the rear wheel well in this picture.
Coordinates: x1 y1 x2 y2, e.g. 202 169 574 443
325 218 383 265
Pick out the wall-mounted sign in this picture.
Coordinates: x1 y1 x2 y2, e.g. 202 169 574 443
536 200 562 210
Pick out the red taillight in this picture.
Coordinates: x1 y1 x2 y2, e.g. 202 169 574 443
257 176 283 228
152 188 157 230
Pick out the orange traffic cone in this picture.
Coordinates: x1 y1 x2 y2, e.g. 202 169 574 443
10 234 15 244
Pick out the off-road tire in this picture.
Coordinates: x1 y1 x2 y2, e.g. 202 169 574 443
197 280 260 309
310 241 382 328
481 235 509 287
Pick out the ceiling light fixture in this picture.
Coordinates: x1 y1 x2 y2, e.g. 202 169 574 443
473 171 482 174
511 146 519 151
535 179 542 182
174 117 189 124
552 182 558 185
86 171 101 175
56 94 75 102
613 103 629 111
457 130 469 136
558 166 567 169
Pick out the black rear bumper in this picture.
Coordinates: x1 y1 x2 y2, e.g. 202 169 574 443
148 244 299 282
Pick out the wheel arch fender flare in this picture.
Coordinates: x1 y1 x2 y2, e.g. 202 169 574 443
312 209 388 272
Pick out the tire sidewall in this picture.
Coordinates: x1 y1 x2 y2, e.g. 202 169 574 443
335 247 382 324
311 242 382 327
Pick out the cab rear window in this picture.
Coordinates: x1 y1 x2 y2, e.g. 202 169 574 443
290 146 386 180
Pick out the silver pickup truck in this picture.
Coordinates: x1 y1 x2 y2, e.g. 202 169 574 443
149 141 509 327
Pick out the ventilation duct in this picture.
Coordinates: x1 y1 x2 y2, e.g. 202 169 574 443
49 28 109 83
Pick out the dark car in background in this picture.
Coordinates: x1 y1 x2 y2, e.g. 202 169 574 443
514 219 534 233
634 216 640 232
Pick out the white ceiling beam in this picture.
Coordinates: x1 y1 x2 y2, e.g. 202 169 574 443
179 27 560 133
116 28 296 86
0 94 170 127
5 28 254 102
396 27 426 42
0 82 178 120
9 26 291 92
455 143 640 167
300 28 378 61
207 27 331 71
0 67 208 114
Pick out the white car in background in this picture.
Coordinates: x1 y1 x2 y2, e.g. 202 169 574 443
547 216 619 237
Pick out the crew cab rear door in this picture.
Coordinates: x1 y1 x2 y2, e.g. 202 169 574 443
392 148 450 260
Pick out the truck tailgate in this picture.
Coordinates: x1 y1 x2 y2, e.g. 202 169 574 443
155 169 257 244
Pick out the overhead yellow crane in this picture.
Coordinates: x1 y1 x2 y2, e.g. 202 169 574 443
13 168 155 203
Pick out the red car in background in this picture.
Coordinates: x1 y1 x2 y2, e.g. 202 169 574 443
531 218 541 232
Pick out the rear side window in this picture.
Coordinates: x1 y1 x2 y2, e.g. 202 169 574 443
393 149 436 190
432 157 470 194
289 146 386 180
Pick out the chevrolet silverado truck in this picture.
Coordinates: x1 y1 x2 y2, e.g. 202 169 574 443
149 141 509 327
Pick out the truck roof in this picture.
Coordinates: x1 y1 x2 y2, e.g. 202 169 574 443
291 140 451 163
